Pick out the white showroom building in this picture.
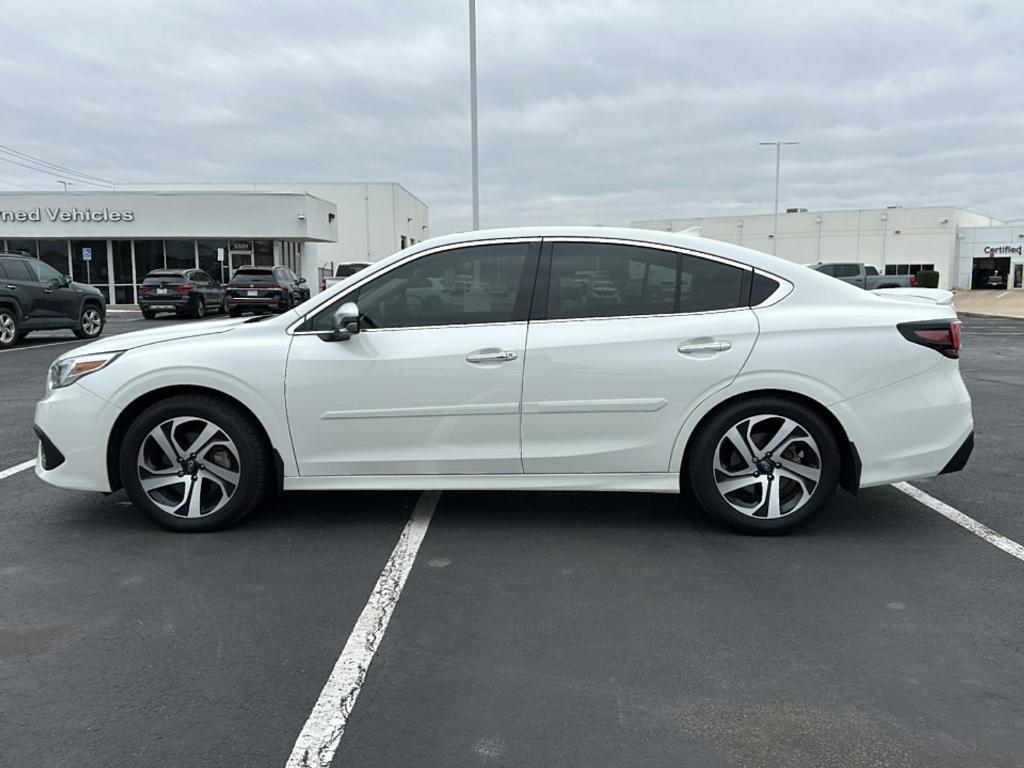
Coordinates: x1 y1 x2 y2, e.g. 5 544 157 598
0 182 429 304
634 206 1022 290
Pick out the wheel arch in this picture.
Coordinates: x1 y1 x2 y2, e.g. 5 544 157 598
675 388 861 495
105 384 285 494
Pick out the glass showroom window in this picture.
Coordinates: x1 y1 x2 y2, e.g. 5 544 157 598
112 240 136 304
6 239 38 258
253 240 274 267
39 240 69 274
134 240 165 276
70 240 110 302
885 263 934 276
165 240 196 270
198 240 229 282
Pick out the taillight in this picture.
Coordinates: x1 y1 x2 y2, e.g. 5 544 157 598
897 319 961 359
138 285 150 294
910 276 917 287
321 279 327 291
177 284 193 293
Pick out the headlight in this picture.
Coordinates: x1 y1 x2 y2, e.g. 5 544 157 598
48 351 124 390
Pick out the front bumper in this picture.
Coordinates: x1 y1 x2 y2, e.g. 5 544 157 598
34 383 119 492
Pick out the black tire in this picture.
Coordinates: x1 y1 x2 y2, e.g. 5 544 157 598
191 297 206 319
687 397 840 535
141 309 156 320
119 394 272 532
220 296 229 314
72 304 104 339
0 307 19 349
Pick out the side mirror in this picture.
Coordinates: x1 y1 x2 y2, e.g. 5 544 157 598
297 277 307 285
321 301 361 342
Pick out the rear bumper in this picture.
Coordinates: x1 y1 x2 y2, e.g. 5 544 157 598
831 360 974 488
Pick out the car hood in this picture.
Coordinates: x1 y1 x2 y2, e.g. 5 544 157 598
58 316 251 358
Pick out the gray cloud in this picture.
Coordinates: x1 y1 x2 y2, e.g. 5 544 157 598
0 0 1021 233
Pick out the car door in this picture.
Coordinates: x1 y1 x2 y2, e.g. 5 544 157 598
285 239 540 476
194 270 220 307
27 259 78 320
0 257 43 321
521 239 759 474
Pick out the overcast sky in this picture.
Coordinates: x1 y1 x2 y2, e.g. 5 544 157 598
1 0 1022 234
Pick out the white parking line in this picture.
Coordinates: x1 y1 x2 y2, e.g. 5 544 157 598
0 459 36 480
0 340 82 354
894 482 1024 562
285 490 440 768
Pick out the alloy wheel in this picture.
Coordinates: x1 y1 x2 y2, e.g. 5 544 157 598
136 417 241 518
81 308 102 336
0 312 15 344
712 414 822 519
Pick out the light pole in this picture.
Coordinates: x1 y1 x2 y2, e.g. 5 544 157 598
737 220 744 246
758 140 798 256
58 180 73 192
815 215 822 261
880 212 888 267
468 0 480 230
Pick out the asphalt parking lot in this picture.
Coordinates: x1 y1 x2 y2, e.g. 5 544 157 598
1 312 1023 768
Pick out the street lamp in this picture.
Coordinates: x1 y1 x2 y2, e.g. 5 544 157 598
468 0 480 230
758 140 799 256
58 180 73 192
880 212 888 266
737 219 744 246
815 215 822 261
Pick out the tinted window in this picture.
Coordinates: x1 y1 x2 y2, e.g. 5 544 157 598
194 271 214 284
143 271 185 285
865 265 879 276
546 242 745 320
30 260 62 284
311 243 532 331
834 264 860 278
750 273 780 305
1 258 35 282
233 269 277 285
814 264 834 276
336 262 371 278
0 261 7 278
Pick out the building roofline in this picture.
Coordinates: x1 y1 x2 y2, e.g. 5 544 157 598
633 205 1003 224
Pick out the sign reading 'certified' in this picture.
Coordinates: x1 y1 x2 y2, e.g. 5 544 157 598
0 207 135 223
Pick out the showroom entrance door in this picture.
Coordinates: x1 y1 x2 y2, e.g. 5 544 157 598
229 241 253 280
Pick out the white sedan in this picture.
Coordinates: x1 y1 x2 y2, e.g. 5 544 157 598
34 227 973 534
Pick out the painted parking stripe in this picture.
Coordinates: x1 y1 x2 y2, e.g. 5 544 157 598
0 340 83 355
0 459 36 480
285 490 440 768
894 482 1024 562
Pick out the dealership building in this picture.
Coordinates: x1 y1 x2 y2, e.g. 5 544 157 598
0 182 428 304
633 206 1024 290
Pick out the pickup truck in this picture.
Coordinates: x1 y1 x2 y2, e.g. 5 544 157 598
321 261 372 292
807 262 917 289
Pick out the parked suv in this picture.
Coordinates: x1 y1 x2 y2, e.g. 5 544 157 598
138 269 227 319
0 252 105 349
226 266 308 316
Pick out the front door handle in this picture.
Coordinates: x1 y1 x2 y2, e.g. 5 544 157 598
466 350 518 364
3 284 15 290
678 340 732 354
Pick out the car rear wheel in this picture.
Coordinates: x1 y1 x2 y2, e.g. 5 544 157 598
119 394 272 532
191 297 206 319
687 397 840 534
73 305 104 339
0 309 19 348
141 308 155 320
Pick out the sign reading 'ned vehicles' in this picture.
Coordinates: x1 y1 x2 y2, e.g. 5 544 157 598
0 207 135 223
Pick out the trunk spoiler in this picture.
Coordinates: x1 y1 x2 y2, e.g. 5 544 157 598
871 287 954 305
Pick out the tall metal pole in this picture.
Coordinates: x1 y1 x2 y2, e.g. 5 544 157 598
759 140 798 256
469 0 480 230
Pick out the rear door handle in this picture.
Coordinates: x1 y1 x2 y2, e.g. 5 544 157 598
4 284 15 290
466 350 518 364
678 340 732 354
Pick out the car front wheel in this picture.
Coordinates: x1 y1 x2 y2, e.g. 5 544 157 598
73 305 104 339
119 394 272 531
687 397 840 534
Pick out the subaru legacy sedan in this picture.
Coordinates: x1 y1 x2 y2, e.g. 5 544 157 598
33 227 973 534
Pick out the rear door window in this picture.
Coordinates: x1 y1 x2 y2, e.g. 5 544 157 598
544 242 746 320
834 264 860 278
0 258 36 282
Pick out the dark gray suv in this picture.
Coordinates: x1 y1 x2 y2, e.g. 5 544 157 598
0 253 106 349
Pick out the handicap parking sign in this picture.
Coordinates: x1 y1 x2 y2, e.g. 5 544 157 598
82 247 92 261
